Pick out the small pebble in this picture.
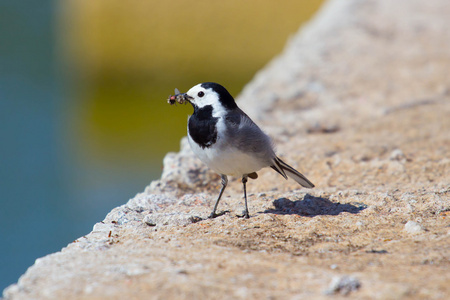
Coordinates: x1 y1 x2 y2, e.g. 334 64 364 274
143 215 157 227
404 221 426 234
324 275 361 295
390 149 406 161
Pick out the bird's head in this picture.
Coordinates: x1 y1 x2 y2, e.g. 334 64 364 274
184 82 238 111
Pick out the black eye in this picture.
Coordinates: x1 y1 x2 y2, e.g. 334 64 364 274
198 91 204 97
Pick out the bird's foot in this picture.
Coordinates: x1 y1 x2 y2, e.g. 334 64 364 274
236 210 250 219
208 210 229 219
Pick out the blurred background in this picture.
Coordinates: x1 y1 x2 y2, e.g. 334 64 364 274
0 0 323 290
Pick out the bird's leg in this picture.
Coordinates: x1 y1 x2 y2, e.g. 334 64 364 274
236 175 250 218
209 174 228 218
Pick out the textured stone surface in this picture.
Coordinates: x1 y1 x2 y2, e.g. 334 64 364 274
4 0 450 299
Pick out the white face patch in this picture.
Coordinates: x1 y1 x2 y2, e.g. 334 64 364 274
186 84 227 118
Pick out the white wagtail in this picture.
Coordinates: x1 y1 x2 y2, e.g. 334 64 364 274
168 82 314 218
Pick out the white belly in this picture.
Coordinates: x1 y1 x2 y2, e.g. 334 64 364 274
188 134 269 177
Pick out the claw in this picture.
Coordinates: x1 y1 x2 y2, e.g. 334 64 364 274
236 210 250 219
208 210 229 219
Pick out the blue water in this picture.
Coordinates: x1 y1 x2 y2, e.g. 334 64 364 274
0 1 161 290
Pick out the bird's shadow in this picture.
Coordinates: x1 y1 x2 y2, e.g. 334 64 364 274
264 194 367 217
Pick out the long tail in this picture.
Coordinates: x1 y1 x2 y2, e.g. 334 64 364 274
271 157 315 188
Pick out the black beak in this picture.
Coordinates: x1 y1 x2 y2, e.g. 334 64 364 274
182 93 193 103
179 93 194 104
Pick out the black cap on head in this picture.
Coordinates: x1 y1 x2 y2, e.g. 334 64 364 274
201 82 238 110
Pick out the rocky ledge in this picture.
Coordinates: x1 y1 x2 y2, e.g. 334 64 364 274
4 0 449 299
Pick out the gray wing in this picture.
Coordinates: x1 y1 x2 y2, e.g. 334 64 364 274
225 108 314 187
224 108 276 160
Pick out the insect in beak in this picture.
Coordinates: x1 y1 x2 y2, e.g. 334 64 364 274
168 88 192 105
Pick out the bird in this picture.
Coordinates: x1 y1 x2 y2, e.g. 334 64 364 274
173 82 314 218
